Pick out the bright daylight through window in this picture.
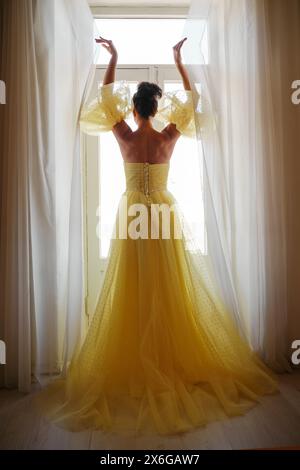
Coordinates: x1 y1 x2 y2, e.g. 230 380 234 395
91 18 207 258
94 19 208 65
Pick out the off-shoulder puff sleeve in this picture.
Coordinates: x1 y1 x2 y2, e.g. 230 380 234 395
154 89 201 139
80 81 132 135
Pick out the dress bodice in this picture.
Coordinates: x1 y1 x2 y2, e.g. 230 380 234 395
124 162 169 204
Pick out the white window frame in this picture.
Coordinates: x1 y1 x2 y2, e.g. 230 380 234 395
90 5 189 19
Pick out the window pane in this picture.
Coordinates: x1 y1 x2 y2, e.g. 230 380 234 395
164 82 206 253
95 19 186 64
97 80 207 258
98 82 138 258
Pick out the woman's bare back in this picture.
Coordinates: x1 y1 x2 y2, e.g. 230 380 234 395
112 122 180 164
96 35 191 164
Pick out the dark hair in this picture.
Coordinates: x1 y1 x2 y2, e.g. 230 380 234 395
132 82 162 119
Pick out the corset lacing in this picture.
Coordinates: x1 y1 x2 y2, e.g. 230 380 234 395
143 163 168 207
125 163 168 207
143 163 151 206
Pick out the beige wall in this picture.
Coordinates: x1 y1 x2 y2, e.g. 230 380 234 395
267 0 300 343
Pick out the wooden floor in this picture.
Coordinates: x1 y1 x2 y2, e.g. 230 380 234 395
0 372 300 450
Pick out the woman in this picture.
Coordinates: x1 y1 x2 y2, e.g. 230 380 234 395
37 37 277 437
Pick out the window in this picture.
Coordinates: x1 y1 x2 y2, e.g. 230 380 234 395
83 16 207 317
97 78 206 258
94 19 208 65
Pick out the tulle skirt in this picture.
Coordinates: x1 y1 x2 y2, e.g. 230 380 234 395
36 189 278 436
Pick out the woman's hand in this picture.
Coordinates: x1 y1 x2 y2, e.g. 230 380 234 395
172 38 191 91
95 36 118 60
173 37 187 66
97 36 118 85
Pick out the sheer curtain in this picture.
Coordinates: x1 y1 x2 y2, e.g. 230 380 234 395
184 0 300 371
0 0 93 392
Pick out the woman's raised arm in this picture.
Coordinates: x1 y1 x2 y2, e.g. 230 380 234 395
95 36 118 85
173 38 192 91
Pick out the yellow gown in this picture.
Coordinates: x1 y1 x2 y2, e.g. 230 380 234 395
36 81 278 436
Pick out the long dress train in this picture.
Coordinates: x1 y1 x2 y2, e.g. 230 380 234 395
36 81 278 436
